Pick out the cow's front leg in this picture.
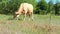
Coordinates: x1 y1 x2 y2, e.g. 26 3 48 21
24 13 26 21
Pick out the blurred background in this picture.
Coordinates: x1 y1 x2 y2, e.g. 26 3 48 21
0 0 60 15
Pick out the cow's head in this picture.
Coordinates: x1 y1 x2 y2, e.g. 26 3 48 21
13 12 20 20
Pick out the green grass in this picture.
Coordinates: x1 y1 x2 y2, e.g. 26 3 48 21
0 14 60 34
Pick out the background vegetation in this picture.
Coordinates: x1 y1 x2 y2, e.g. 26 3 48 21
0 0 60 15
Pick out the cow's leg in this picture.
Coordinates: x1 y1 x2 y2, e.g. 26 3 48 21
28 14 31 21
28 12 33 21
24 13 26 21
24 11 27 21
31 12 34 21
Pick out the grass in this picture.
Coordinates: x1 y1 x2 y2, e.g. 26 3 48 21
0 14 60 34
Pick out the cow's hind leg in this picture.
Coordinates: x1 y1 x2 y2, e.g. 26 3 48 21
31 12 34 21
28 14 31 21
29 12 34 21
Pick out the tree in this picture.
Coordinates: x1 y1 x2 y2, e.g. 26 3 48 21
36 0 48 14
48 0 55 15
0 0 37 14
54 0 60 15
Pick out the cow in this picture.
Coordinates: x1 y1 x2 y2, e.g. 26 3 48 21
13 3 34 21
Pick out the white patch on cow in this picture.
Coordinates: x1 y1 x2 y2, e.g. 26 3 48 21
17 15 19 17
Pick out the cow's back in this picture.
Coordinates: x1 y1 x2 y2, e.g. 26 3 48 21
22 3 33 12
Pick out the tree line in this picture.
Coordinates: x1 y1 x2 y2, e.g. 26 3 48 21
0 0 60 15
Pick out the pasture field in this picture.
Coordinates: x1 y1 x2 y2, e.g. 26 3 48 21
0 14 60 34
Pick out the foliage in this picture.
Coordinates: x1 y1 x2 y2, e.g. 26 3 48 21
0 0 37 14
35 0 48 15
0 0 60 15
54 0 60 15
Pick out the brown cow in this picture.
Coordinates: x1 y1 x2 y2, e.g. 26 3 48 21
13 3 34 21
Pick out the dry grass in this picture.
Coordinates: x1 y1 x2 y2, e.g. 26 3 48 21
0 14 60 34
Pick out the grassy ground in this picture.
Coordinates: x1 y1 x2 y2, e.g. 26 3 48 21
0 14 60 34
